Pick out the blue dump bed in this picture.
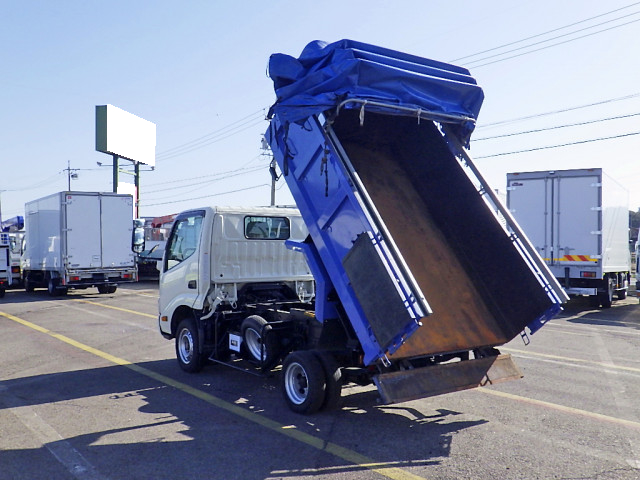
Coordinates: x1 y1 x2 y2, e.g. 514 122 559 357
266 40 567 398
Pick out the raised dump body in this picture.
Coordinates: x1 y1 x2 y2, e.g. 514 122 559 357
267 39 567 401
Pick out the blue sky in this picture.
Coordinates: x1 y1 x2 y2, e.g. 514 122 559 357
2 1 639 220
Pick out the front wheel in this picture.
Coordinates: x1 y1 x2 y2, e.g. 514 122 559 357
176 317 204 373
281 351 326 414
24 276 35 293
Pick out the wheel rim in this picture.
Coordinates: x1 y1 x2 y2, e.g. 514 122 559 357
178 328 194 364
284 362 308 405
244 327 265 361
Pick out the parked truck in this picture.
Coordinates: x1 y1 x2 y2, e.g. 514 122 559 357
158 39 567 414
0 233 11 297
507 168 630 308
1 215 25 288
23 191 141 296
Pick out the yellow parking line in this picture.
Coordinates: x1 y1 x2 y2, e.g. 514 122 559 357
502 347 640 374
0 311 425 480
478 388 640 431
72 299 156 319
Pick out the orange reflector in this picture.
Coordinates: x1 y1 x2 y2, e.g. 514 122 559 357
161 316 168 322
11 266 20 274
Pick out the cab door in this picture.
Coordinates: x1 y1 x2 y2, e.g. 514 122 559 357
158 210 206 333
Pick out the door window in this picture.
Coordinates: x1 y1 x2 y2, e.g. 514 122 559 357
165 211 204 270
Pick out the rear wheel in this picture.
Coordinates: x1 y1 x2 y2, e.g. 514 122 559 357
241 315 276 365
599 277 614 309
0 288 5 298
281 351 326 414
176 317 204 373
314 351 343 411
47 277 60 297
97 285 109 294
24 276 34 293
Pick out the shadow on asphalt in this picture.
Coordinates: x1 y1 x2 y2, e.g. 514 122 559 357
559 294 640 331
0 355 487 479
0 280 159 305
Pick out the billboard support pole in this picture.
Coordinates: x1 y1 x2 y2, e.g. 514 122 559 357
112 154 118 193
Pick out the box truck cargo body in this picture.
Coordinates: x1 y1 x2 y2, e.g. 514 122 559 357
507 168 630 307
23 191 138 296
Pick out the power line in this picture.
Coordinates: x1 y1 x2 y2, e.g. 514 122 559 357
475 131 640 159
144 154 265 189
144 165 265 199
155 111 267 162
474 112 640 141
453 2 640 63
466 16 640 69
477 92 640 129
142 184 270 207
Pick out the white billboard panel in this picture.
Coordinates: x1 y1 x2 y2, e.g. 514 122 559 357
96 105 156 166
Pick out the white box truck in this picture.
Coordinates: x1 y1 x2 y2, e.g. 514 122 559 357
507 168 630 307
23 191 140 296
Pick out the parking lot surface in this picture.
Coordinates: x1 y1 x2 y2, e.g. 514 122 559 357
1 283 639 480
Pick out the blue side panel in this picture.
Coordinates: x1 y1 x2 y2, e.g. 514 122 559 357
268 39 484 146
268 115 424 365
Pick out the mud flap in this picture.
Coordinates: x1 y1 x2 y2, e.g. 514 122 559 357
373 354 522 404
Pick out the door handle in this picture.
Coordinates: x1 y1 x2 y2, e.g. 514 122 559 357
188 280 197 289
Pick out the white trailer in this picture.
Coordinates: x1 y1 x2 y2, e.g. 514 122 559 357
507 168 630 307
23 191 139 296
0 233 11 297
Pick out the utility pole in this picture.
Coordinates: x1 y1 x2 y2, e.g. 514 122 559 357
64 160 79 191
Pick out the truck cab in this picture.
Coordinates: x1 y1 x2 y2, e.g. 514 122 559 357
158 206 314 343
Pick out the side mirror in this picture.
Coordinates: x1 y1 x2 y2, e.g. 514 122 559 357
132 219 145 254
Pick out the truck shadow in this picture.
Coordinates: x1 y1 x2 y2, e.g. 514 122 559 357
0 359 486 479
0 283 159 304
560 295 640 330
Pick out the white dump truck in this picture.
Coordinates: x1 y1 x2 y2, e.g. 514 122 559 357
507 168 631 307
157 40 566 414
22 191 143 296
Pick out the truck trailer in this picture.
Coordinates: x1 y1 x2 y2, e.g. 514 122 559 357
158 40 567 414
23 191 140 296
507 168 630 307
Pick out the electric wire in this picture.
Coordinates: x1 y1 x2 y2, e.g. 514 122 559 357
477 92 640 129
466 16 640 69
142 184 271 207
450 1 640 63
474 112 640 141
475 131 640 159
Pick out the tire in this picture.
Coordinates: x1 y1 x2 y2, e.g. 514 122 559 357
599 278 614 309
24 276 34 293
617 289 627 301
108 285 117 294
176 317 204 373
314 351 343 411
0 288 5 299
97 285 110 294
281 351 326 414
47 277 59 297
241 315 276 365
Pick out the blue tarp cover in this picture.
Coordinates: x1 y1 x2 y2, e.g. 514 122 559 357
268 39 484 145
